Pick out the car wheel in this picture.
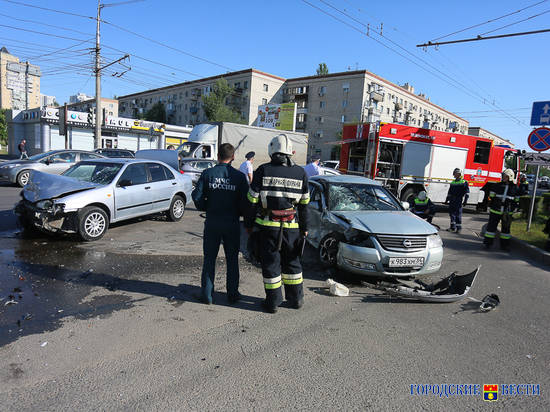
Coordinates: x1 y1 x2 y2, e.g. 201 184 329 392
319 234 339 267
78 206 108 241
17 170 31 187
167 195 185 222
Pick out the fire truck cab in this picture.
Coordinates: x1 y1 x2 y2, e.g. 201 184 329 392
339 122 518 205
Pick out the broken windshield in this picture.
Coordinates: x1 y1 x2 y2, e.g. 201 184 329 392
177 142 201 158
63 162 123 185
327 183 401 211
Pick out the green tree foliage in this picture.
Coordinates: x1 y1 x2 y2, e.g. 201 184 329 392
0 109 8 147
202 78 245 123
144 102 167 123
316 63 329 76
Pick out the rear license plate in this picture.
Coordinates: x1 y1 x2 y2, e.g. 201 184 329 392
389 257 424 267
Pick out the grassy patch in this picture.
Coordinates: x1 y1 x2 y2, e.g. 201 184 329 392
510 213 549 250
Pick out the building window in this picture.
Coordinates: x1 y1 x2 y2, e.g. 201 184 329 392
319 86 326 96
342 100 348 108
244 81 248 89
387 107 390 115
341 115 347 123
263 84 268 92
235 82 240 89
342 82 350 92
320 101 326 108
262 98 267 105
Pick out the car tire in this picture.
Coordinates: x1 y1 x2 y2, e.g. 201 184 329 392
78 206 108 241
167 195 185 222
319 234 340 267
17 170 31 187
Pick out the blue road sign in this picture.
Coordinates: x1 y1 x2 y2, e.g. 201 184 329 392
531 101 550 126
528 127 550 152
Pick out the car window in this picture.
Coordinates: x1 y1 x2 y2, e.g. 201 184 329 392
80 153 103 161
147 163 167 182
63 162 123 185
118 163 148 186
50 152 76 163
163 165 175 180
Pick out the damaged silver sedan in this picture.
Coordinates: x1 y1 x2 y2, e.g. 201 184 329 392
307 175 443 278
15 158 193 241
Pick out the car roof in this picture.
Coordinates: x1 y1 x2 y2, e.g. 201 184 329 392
79 158 158 165
310 174 381 185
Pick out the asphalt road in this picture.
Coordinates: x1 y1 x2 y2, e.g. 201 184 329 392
0 182 548 410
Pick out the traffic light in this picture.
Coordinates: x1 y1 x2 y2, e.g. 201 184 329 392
87 107 95 124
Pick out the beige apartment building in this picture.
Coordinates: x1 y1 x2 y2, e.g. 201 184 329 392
66 97 119 117
117 67 473 160
468 126 514 147
118 69 286 126
0 47 41 110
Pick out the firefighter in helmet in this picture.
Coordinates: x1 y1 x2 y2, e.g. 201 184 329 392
244 134 310 313
444 168 469 233
483 168 519 251
411 190 435 223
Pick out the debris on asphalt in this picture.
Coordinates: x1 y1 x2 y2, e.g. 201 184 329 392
326 278 349 297
4 299 18 306
478 294 500 311
40 342 48 347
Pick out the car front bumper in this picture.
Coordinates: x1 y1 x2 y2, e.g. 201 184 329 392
336 242 443 278
15 200 78 234
0 168 18 183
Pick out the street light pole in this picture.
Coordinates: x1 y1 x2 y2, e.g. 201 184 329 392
94 0 102 150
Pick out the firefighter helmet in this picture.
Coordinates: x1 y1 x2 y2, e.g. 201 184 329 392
268 134 293 157
502 169 515 181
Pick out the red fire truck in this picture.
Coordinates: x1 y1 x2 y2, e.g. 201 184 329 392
339 122 518 205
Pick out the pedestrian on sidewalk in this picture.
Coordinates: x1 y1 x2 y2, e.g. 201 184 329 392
192 143 248 305
18 139 28 159
483 169 519 251
444 168 469 233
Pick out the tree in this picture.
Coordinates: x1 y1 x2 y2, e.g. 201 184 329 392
144 102 167 123
0 109 8 148
202 78 245 123
316 63 329 76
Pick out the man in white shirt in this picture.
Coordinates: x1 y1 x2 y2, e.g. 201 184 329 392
304 155 321 177
239 151 255 184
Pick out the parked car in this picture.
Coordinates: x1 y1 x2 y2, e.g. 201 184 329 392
180 158 217 184
321 160 340 170
307 175 443 278
0 150 105 187
15 158 193 241
94 148 135 158
318 166 341 176
539 175 549 188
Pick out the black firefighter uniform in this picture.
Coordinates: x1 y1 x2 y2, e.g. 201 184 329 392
483 181 519 249
244 158 310 310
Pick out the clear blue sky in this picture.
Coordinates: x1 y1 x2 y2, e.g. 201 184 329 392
1 0 548 148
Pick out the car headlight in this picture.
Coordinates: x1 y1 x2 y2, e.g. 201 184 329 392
346 229 375 248
427 234 443 249
36 200 53 210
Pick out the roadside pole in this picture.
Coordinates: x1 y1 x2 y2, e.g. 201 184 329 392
94 0 102 150
526 164 540 232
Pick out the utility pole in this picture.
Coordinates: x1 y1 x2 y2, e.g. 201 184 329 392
94 0 102 149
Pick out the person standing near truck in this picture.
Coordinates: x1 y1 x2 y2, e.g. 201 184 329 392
444 168 469 233
192 143 248 305
239 151 255 184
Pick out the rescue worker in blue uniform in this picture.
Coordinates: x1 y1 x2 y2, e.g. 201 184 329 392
411 191 435 223
483 169 519 251
244 134 310 313
192 143 248 304
444 168 469 233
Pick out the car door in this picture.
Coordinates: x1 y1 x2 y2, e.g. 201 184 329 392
113 163 152 220
41 151 78 174
147 162 175 212
307 181 325 245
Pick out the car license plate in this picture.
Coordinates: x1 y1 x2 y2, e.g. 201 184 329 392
389 257 424 267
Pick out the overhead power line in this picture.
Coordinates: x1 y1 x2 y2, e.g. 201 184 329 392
479 8 550 35
0 0 94 19
417 28 550 47
430 0 548 41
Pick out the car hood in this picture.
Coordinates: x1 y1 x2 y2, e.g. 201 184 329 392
331 210 436 235
23 170 100 202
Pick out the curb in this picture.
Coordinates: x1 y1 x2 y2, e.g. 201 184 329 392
509 236 550 267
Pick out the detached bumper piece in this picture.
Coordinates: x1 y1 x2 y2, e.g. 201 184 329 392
369 266 480 303
15 200 77 234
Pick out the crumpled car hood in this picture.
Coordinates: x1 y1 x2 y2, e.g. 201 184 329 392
23 170 99 202
331 210 436 235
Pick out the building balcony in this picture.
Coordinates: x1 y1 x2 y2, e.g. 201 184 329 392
296 121 307 129
190 107 198 114
370 91 384 102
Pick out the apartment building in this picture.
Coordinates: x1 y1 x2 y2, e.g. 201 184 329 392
67 97 119 117
284 70 469 159
69 92 94 103
118 69 285 126
40 93 57 107
0 47 41 110
468 126 514 148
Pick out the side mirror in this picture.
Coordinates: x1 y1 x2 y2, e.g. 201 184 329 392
119 179 132 187
401 201 410 210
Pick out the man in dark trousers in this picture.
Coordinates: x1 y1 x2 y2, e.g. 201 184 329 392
192 143 248 304
483 169 519 251
244 134 309 313
444 168 469 233
18 139 28 159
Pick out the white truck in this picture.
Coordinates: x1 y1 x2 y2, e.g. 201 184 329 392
176 122 309 166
